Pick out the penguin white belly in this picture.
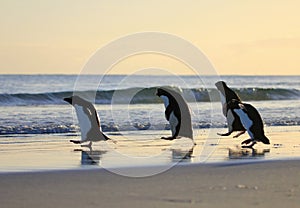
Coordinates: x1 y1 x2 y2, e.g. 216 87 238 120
227 109 235 131
233 109 254 138
160 95 169 108
169 111 179 137
219 92 226 106
74 105 92 141
218 92 227 116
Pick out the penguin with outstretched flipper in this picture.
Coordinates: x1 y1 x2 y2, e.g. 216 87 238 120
227 99 270 148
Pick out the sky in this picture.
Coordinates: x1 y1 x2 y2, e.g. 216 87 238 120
0 0 299 75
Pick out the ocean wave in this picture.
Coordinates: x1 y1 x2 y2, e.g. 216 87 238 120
1 120 299 135
0 86 299 106
0 124 78 135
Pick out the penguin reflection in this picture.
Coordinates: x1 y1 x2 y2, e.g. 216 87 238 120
171 147 194 163
228 147 270 160
80 149 107 165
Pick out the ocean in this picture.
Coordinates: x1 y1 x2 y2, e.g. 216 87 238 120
0 74 299 174
0 75 299 135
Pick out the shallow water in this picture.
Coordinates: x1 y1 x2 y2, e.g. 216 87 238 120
0 126 299 176
0 100 299 135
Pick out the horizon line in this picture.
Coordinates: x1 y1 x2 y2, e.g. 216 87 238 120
0 73 299 76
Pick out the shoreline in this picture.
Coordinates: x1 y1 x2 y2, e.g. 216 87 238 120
0 156 299 175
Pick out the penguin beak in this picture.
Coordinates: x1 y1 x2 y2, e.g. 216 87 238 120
63 97 72 104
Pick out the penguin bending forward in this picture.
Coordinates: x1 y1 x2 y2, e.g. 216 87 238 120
227 99 270 148
156 87 194 142
64 96 114 148
215 81 245 137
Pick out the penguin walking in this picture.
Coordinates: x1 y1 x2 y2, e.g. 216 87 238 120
64 96 115 148
156 87 194 142
215 81 245 137
227 99 270 148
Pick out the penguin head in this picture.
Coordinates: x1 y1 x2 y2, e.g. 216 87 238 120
63 96 87 106
215 81 228 92
156 88 168 97
63 96 73 104
156 88 172 107
156 87 180 98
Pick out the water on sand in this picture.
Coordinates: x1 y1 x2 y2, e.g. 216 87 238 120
0 126 299 173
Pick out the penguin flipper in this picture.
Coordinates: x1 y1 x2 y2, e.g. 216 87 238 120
101 132 110 140
165 106 173 121
101 132 117 144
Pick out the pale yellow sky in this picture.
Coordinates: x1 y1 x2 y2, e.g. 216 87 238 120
0 0 299 75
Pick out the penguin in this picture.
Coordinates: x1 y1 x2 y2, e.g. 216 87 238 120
227 99 270 148
215 81 245 137
64 96 114 148
156 87 194 141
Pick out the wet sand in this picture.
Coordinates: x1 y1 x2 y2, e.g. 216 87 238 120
0 127 299 173
0 127 299 207
0 160 299 208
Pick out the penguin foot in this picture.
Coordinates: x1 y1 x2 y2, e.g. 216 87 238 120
70 140 81 144
161 136 176 140
242 142 257 149
217 132 232 136
241 138 253 145
241 139 256 148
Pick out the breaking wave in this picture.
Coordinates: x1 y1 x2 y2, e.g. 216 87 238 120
0 86 299 106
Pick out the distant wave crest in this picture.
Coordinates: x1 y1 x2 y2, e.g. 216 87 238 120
0 86 299 106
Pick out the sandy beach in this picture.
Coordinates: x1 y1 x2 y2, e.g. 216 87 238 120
0 160 299 208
